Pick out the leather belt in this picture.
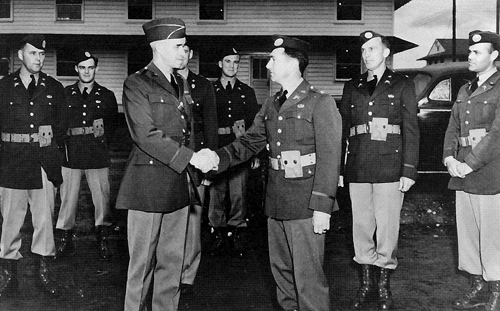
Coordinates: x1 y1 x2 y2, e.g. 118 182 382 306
349 123 401 137
67 126 94 136
1 132 39 143
218 127 232 135
459 135 486 147
270 153 316 171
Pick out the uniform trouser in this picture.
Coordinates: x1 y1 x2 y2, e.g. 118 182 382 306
124 206 189 311
350 182 404 269
209 166 248 228
268 217 330 311
56 167 111 230
0 169 57 259
456 191 500 281
181 185 205 285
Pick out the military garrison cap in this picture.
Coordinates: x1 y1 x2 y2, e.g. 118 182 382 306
218 47 239 61
18 34 46 50
469 30 500 50
271 35 309 55
142 17 186 43
75 50 98 66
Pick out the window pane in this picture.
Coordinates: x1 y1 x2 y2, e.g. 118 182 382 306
0 0 10 18
56 0 82 21
429 79 451 101
199 50 220 79
336 47 361 80
57 49 79 76
253 59 268 79
199 0 224 20
337 0 362 20
128 0 153 20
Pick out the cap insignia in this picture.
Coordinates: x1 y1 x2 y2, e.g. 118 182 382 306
85 52 91 57
274 38 284 47
365 32 373 39
473 34 481 42
42 40 46 49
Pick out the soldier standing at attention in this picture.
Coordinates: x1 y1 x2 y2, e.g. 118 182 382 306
208 46 259 258
55 50 118 261
210 35 341 311
176 44 218 295
339 30 419 310
0 35 66 298
444 30 500 311
116 17 217 311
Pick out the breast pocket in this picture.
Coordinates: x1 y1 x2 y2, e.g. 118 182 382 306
376 99 401 120
283 109 313 143
149 94 179 127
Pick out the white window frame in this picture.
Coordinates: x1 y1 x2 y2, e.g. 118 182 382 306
55 0 84 22
334 0 364 24
126 0 155 22
0 0 13 22
197 0 226 24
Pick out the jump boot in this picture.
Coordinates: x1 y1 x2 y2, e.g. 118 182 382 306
353 264 376 308
209 227 227 256
378 268 394 310
228 226 247 258
56 229 75 259
33 254 60 296
0 259 18 298
95 226 112 261
485 281 500 311
452 274 486 309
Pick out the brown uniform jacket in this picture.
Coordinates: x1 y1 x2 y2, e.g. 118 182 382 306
116 62 195 213
443 70 500 195
215 80 342 220
0 70 66 189
340 69 419 183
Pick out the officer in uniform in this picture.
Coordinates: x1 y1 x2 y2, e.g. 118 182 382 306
0 35 66 297
444 30 500 311
212 35 341 311
176 44 218 295
339 30 419 310
209 46 259 257
55 50 118 261
116 17 216 311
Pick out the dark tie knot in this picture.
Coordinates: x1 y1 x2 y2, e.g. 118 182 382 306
226 81 232 91
82 87 88 99
279 90 288 106
471 78 479 93
27 74 36 98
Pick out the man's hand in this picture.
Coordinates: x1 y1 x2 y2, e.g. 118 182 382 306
189 148 219 173
445 156 468 178
312 211 331 235
398 177 415 192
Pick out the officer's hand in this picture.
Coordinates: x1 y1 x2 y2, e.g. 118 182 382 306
398 177 415 192
312 211 331 235
457 162 473 177
445 156 464 178
251 157 260 169
338 175 344 187
190 149 219 173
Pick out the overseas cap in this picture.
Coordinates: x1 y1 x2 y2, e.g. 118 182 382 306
359 30 386 45
469 30 500 49
75 50 98 66
142 17 186 43
218 46 239 61
18 34 46 50
271 35 309 55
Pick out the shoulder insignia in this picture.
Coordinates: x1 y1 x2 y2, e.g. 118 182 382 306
72 90 77 95
297 103 305 108
293 94 300 100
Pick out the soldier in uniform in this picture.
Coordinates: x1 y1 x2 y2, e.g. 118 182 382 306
209 46 259 258
339 30 419 310
210 35 341 311
176 44 218 295
444 30 500 311
116 17 217 311
55 50 118 261
0 35 66 297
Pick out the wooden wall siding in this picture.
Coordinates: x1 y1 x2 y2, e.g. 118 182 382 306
1 0 394 36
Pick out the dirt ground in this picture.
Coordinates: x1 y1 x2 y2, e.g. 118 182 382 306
0 160 478 311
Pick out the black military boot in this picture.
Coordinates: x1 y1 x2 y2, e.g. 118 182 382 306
33 254 60 297
95 226 112 261
0 259 18 298
485 281 500 311
378 268 394 310
56 229 75 259
353 264 376 308
229 226 248 258
209 227 227 256
452 274 486 309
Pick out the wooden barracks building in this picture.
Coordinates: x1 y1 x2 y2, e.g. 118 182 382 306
0 0 416 109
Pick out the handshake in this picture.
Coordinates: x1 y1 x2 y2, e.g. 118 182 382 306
189 148 220 173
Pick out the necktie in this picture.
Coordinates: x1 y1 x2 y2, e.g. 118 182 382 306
278 90 288 107
171 74 179 97
470 78 479 93
367 75 377 96
27 74 36 98
226 81 232 92
82 87 88 99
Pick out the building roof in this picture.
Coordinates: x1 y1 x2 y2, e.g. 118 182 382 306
395 0 413 10
417 38 468 61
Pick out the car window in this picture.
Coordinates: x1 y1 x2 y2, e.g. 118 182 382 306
429 78 451 101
